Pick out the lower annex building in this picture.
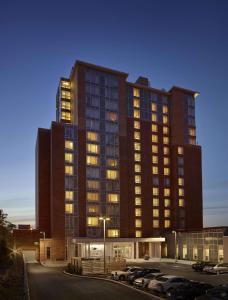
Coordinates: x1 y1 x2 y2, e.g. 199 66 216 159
35 60 202 261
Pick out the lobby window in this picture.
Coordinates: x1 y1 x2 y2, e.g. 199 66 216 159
152 145 158 153
61 90 71 99
61 111 71 121
107 229 119 238
135 175 141 184
164 220 171 228
87 192 99 201
152 166 158 174
135 186 141 195
163 126 169 135
134 131 140 140
106 158 118 167
163 115 169 124
152 156 158 164
151 124 158 132
153 198 159 207
88 205 99 213
65 140 73 150
107 111 118 122
178 146 184 155
87 217 99 227
134 109 140 119
179 199 185 207
153 187 159 196
152 134 158 143
164 157 169 165
164 209 171 218
61 101 71 110
87 143 100 154
178 178 184 186
151 113 157 122
179 188 184 196
65 190 73 201
153 209 159 217
135 230 142 237
151 102 157 112
133 98 140 108
106 170 118 180
164 188 170 197
86 155 99 166
87 180 100 190
107 193 119 203
163 146 169 155
135 219 142 228
153 220 159 228
65 165 73 175
163 137 169 144
164 167 170 176
164 199 170 207
134 120 140 129
133 88 140 97
135 197 142 206
65 152 73 163
134 142 141 151
65 203 73 214
135 208 142 217
87 131 99 142
135 164 141 173
134 153 141 162
162 105 168 114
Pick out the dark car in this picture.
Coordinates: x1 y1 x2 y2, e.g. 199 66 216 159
192 261 216 272
166 281 213 300
195 284 228 300
127 268 160 284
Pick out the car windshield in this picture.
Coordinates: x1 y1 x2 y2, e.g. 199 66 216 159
122 268 129 271
158 277 168 282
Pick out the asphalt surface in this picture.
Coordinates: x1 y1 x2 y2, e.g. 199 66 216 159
27 263 159 300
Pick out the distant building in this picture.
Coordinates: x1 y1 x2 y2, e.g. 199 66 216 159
35 60 202 261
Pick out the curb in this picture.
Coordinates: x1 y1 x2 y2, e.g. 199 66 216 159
63 271 163 299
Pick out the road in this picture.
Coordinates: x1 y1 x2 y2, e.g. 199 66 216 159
27 263 159 300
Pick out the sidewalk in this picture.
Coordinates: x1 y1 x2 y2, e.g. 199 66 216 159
126 258 194 265
40 261 68 267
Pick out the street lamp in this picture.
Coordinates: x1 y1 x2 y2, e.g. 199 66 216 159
40 231 45 262
172 230 177 262
99 216 110 274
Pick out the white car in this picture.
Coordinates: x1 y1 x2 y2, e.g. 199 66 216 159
133 272 165 289
147 275 189 294
111 266 141 281
204 263 228 274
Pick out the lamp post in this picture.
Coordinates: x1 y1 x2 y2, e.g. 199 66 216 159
172 230 177 262
40 231 45 262
99 217 110 274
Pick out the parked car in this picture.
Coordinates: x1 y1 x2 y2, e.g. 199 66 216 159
127 268 160 284
204 263 228 275
133 272 166 289
111 266 141 281
166 281 213 300
195 284 228 299
192 262 216 272
147 275 189 294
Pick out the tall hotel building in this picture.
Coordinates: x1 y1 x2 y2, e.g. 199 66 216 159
36 61 203 260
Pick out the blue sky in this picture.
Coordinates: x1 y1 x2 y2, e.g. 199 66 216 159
0 0 227 227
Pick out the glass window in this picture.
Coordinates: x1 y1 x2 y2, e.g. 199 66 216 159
88 205 99 213
135 175 141 183
87 131 99 142
153 198 159 206
107 193 119 203
152 156 158 164
87 180 100 190
179 199 185 207
87 192 99 201
179 188 184 196
134 153 141 162
153 187 159 196
65 140 73 150
61 90 71 99
65 190 73 201
135 230 142 237
61 80 71 89
86 155 99 166
134 142 141 151
151 124 158 132
107 111 118 122
106 158 118 167
153 220 159 228
107 229 119 237
65 152 73 163
151 103 157 112
153 176 159 185
135 208 142 217
133 88 140 97
106 170 118 180
164 157 169 165
135 164 141 173
152 134 158 143
178 157 184 165
87 143 100 154
163 115 168 124
135 219 142 228
65 203 73 214
135 186 141 195
134 109 140 119
178 167 184 176
135 197 141 206
164 220 171 228
87 217 99 227
61 101 71 110
65 165 73 175
163 126 169 134
163 137 169 144
178 147 184 155
164 167 170 176
189 127 196 136
164 209 171 218
164 146 169 155
133 98 140 108
164 188 170 197
61 111 71 121
178 178 184 186
152 113 157 122
87 167 100 178
189 137 196 145
162 105 168 114
152 145 158 153
153 209 159 217
164 199 170 207
134 120 140 129
134 131 140 140
152 166 158 174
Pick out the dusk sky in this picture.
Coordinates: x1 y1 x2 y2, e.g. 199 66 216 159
0 0 227 227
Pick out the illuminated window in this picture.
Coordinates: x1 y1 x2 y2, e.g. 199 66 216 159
152 145 158 153
163 126 169 134
164 157 169 165
133 98 140 108
106 158 118 167
88 205 99 213
65 140 73 150
163 188 170 197
135 230 142 237
178 147 184 155
189 128 196 136
151 103 157 112
153 209 159 217
163 115 168 124
163 137 169 144
107 229 119 237
189 138 196 145
152 166 158 174
134 109 140 119
134 131 140 140
153 198 159 206
106 170 118 180
151 124 158 132
135 175 141 184
134 153 141 162
153 220 159 228
134 120 140 129
164 168 170 176
61 90 71 99
87 143 100 154
178 178 184 186
61 111 71 121
133 88 140 97
87 131 99 142
179 199 185 207
152 113 157 122
86 155 99 166
135 164 141 173
107 193 119 203
87 192 99 201
65 190 73 201
164 199 170 207
135 219 142 227
179 188 184 196
164 220 171 228
135 186 141 195
164 147 169 155
152 156 158 164
162 105 168 114
87 217 99 227
87 180 100 190
61 101 71 110
135 197 142 206
135 208 142 217
61 80 71 89
107 111 118 122
152 134 158 143
65 203 73 214
153 187 159 196
65 152 73 163
134 142 141 151
65 165 73 175
164 209 171 218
